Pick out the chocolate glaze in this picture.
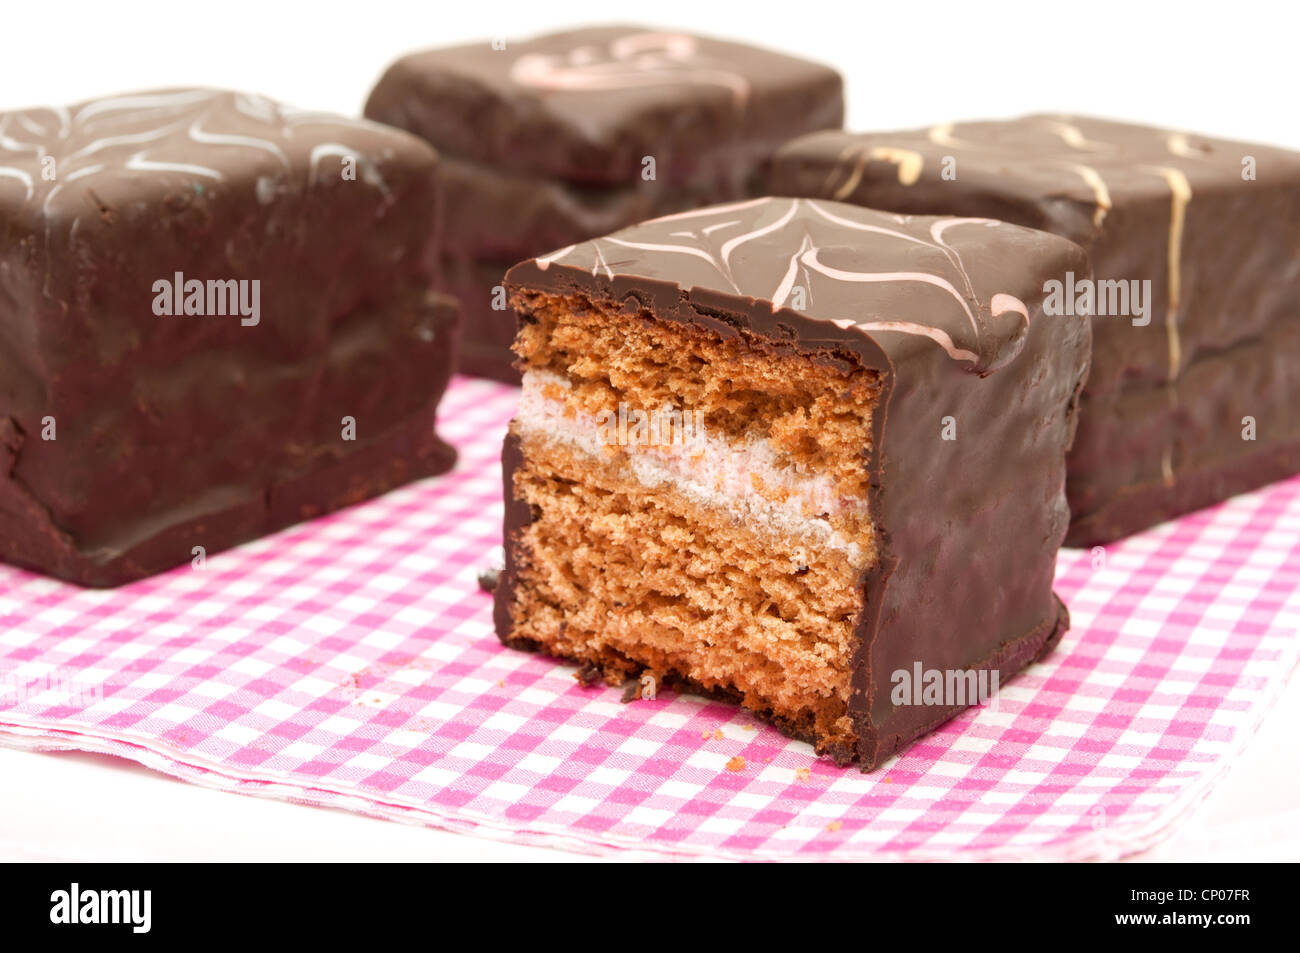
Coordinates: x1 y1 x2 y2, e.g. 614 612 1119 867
435 255 515 383
438 153 779 263
364 25 844 187
0 89 458 586
496 197 1091 769
768 116 1300 544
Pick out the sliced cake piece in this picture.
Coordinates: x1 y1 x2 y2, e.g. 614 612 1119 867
494 197 1091 770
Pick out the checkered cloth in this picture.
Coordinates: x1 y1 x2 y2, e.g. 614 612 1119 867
1 376 1296 860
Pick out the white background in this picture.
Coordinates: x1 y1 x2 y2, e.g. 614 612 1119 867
2 0 1298 150
1 0 1298 861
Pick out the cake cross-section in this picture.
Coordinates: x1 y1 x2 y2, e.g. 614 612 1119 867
0 88 458 587
769 116 1300 545
495 197 1091 769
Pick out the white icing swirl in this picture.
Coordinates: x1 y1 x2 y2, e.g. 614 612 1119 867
534 197 1039 369
508 31 750 106
0 88 401 223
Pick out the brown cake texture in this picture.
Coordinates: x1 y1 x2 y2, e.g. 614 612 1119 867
494 198 1092 768
509 294 880 750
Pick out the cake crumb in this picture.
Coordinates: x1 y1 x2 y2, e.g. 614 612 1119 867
476 548 504 591
826 820 842 832
701 730 712 740
725 756 746 773
712 728 724 741
574 662 603 687
497 680 505 688
743 724 756 732
795 767 811 783
885 777 893 784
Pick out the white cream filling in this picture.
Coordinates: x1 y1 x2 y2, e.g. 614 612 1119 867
517 370 871 564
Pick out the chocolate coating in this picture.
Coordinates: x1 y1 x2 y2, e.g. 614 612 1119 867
436 255 515 382
439 155 761 263
769 116 1300 544
365 25 844 187
497 198 1091 768
0 89 458 586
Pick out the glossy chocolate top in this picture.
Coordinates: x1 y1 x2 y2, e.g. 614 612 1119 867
769 114 1300 247
0 87 437 225
508 196 1086 375
365 26 843 186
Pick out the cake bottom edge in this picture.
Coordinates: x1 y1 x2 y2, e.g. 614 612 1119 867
493 595 1066 774
497 628 859 767
856 594 1070 771
497 592 1071 773
0 404 457 589
1066 434 1300 547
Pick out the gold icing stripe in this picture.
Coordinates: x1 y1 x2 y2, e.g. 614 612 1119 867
1149 166 1192 378
875 147 924 186
1045 120 1089 149
832 145 924 197
1041 118 1107 152
928 122 960 148
1147 165 1193 489
1066 163 1112 228
1167 133 1200 158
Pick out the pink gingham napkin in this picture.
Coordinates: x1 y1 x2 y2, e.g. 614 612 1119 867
1 376 1296 860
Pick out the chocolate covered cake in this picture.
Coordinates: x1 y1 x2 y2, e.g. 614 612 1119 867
365 25 844 382
494 197 1091 769
0 89 458 587
769 116 1300 545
